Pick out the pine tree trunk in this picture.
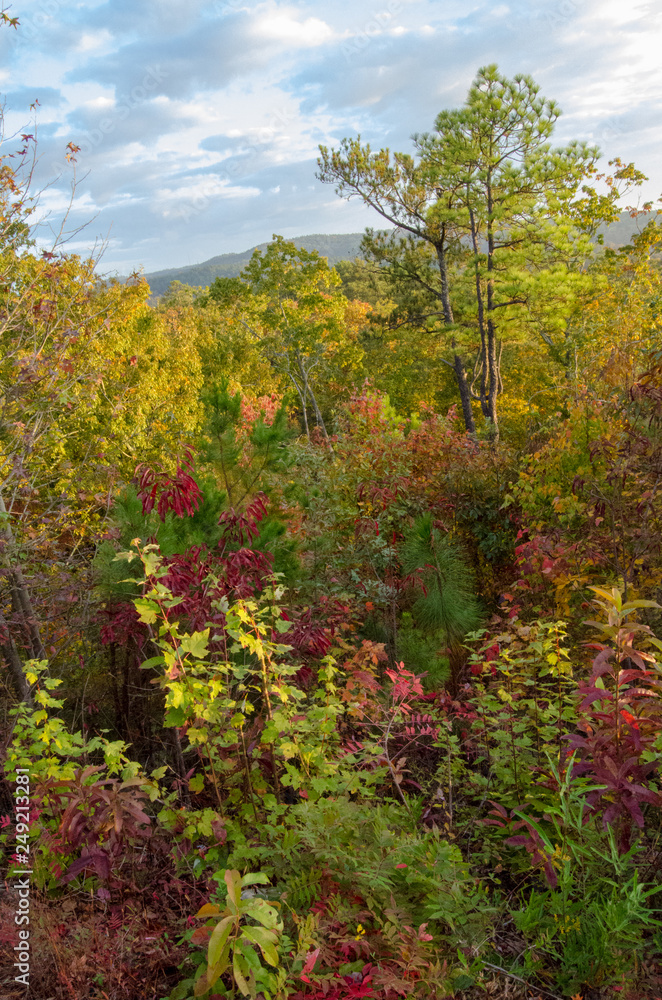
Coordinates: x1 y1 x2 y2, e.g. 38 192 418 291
436 242 476 434
0 491 44 701
453 352 476 435
485 182 500 442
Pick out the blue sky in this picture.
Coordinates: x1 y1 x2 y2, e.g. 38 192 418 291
1 0 659 273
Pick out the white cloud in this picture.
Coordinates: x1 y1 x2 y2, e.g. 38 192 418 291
591 0 650 27
255 12 334 47
2 0 660 271
83 95 115 110
156 176 262 212
76 30 113 53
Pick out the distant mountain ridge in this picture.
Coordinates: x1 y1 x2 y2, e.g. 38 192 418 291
140 214 658 299
142 233 366 298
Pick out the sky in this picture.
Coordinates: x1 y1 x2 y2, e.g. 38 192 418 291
0 0 660 275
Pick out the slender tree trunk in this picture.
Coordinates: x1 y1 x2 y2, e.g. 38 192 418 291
486 317 499 437
286 370 310 440
298 352 334 452
468 206 489 419
109 642 125 735
453 351 476 435
435 242 476 434
122 645 131 734
7 566 46 660
448 640 467 699
0 607 33 704
169 726 191 808
0 490 45 702
307 382 333 451
0 492 46 661
436 235 454 327
485 181 500 442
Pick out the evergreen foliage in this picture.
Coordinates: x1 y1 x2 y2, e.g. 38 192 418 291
401 514 482 642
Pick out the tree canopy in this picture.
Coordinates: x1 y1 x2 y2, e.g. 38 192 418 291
318 64 649 439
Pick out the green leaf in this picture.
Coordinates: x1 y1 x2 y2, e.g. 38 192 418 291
138 655 165 670
186 727 208 745
142 551 162 578
134 599 158 624
165 706 186 727
113 550 138 563
588 586 619 604
224 868 243 909
277 741 298 760
170 686 184 709
512 811 554 852
241 872 270 887
189 773 205 793
180 629 210 659
205 950 231 991
241 898 281 929
237 937 263 973
208 914 235 969
241 926 279 967
232 950 251 997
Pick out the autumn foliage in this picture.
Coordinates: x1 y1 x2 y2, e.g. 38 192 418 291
2 67 662 1000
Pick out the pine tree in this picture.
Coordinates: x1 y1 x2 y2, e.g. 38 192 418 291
401 514 481 692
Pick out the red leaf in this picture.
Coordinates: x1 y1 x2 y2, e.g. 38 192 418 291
301 947 320 980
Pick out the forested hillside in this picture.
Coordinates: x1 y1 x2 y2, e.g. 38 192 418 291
140 234 366 299
2 65 662 1000
140 216 650 301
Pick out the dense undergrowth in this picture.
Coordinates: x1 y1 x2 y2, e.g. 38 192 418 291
2 67 662 1000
